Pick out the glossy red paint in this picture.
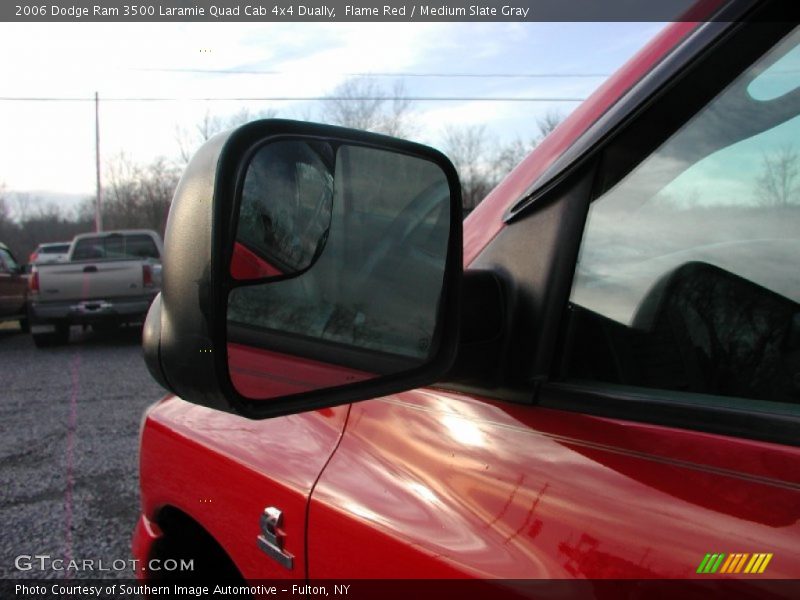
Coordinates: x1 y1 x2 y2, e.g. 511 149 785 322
308 391 800 578
230 241 283 280
131 514 161 579
228 342 373 398
137 397 349 579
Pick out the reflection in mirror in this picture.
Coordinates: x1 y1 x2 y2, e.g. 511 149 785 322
227 143 452 400
231 139 334 280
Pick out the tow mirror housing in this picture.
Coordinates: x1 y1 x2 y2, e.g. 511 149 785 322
144 120 462 418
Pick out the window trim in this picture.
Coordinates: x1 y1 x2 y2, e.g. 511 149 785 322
539 381 800 447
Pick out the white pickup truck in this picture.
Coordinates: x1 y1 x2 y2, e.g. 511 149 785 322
28 229 163 347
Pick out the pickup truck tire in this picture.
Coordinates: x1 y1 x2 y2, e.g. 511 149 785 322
92 321 120 333
32 332 55 348
32 324 70 348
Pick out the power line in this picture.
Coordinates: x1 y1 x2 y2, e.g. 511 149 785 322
134 67 611 79
0 95 586 102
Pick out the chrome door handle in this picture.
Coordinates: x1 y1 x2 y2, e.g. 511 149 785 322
257 506 294 570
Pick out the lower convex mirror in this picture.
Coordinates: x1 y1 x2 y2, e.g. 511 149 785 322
231 139 335 280
227 140 457 401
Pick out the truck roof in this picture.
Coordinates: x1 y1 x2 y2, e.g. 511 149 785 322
72 229 161 240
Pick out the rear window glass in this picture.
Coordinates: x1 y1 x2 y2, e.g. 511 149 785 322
0 248 19 270
41 244 70 254
72 234 159 261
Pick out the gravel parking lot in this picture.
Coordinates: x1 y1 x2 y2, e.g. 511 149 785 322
0 323 166 580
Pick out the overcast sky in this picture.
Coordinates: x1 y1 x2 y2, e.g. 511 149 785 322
0 21 664 210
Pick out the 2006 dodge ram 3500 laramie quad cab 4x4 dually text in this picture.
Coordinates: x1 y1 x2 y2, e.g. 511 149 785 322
134 1 800 593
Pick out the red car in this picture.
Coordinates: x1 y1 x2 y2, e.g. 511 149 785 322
134 1 800 594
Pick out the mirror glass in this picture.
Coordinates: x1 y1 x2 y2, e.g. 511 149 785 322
231 139 335 280
227 142 452 400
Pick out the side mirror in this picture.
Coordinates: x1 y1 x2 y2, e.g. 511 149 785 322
144 120 462 418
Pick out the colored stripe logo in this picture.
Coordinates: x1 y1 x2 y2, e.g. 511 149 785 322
697 553 773 574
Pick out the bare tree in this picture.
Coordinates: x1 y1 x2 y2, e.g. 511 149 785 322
83 154 181 235
442 110 566 214
441 125 497 213
755 144 800 207
0 184 13 248
494 137 535 179
0 182 8 223
176 107 279 164
2 196 93 261
492 111 565 182
319 77 415 138
536 109 564 141
10 192 33 223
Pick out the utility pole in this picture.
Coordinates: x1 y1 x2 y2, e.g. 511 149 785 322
95 91 103 232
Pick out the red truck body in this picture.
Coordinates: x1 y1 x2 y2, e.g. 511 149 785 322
0 242 28 328
134 9 800 588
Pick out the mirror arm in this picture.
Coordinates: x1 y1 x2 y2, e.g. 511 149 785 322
444 269 508 386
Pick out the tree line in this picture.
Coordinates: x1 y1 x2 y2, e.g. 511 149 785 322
2 77 566 260
5 77 800 264
0 189 91 262
1 78 565 260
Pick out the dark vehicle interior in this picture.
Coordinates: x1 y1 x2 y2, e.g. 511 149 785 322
563 262 800 406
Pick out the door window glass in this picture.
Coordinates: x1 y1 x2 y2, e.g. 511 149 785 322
565 27 800 408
